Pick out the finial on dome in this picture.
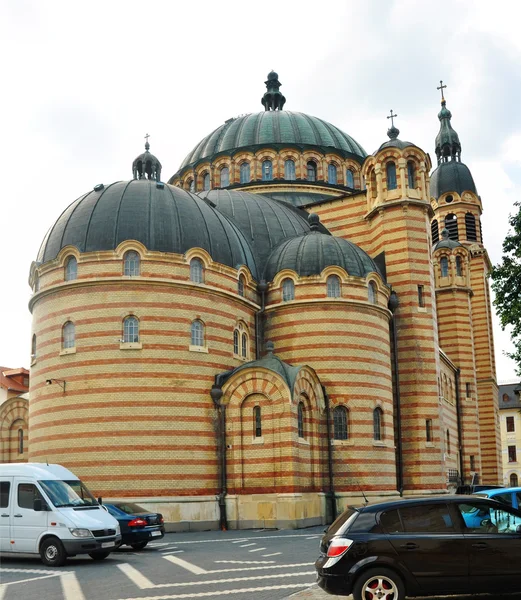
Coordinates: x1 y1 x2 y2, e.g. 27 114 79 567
308 213 320 232
441 227 450 240
434 81 462 165
261 70 286 111
387 109 400 140
265 340 275 355
437 80 447 104
132 135 162 181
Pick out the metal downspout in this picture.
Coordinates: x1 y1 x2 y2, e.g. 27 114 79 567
211 383 227 530
455 368 464 485
256 280 268 359
389 291 403 495
322 385 336 522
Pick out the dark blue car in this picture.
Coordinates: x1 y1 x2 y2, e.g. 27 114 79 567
103 502 165 550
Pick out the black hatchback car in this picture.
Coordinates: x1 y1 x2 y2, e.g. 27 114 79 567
315 495 521 599
103 502 165 550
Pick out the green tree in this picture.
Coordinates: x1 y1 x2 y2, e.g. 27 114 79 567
491 200 521 376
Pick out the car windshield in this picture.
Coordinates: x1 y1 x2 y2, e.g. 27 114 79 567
112 502 147 514
325 507 359 535
39 479 98 508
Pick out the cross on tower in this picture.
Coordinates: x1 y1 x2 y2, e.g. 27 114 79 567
387 109 398 127
144 133 150 144
437 80 447 101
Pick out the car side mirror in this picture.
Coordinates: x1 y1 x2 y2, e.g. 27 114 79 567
516 525 521 534
34 498 48 511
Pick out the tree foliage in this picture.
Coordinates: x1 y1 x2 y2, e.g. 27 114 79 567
491 200 521 376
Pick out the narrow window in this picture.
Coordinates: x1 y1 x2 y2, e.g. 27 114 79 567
407 161 415 188
124 251 140 276
446 430 451 455
426 419 433 442
65 256 77 281
123 316 139 343
254 406 262 438
470 455 475 471
465 213 477 242
186 178 194 192
298 402 305 438
327 275 341 298
220 166 229 187
240 162 250 184
510 474 519 487
31 334 36 359
507 416 515 433
190 258 204 283
238 275 245 297
284 159 296 180
346 169 354 188
465 382 471 397
431 220 440 245
456 256 463 277
333 406 348 440
386 162 397 190
418 285 425 307
445 213 459 240
241 333 247 358
191 320 204 347
509 445 517 463
18 428 23 454
328 164 337 184
440 256 449 277
62 321 75 349
307 161 317 182
233 329 239 355
203 172 210 191
373 407 383 441
262 160 273 181
368 281 378 304
282 278 294 301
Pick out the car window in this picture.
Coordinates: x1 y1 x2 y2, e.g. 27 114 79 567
0 482 10 508
17 483 44 510
491 493 513 506
325 507 359 534
457 501 521 534
380 509 402 533
516 493 521 507
114 502 147 514
399 504 454 533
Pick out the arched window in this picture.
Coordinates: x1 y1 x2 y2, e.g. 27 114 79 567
282 278 294 301
31 334 36 359
262 160 273 181
240 162 250 184
346 169 355 188
373 407 383 441
18 428 23 454
431 219 440 245
191 319 204 347
233 329 239 355
123 316 139 343
456 256 463 277
446 429 451 455
186 178 194 192
254 406 262 438
407 161 415 188
445 213 459 240
298 402 305 438
327 275 341 298
62 321 75 349
465 212 477 241
386 162 397 190
238 274 245 297
328 164 337 184
203 172 210 191
190 258 204 283
307 161 317 182
284 159 296 180
368 281 378 304
124 251 140 276
333 406 348 440
370 170 377 199
241 333 247 358
220 166 229 188
65 256 77 281
510 473 519 487
440 256 449 277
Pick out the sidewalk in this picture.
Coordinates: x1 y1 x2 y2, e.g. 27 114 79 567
286 584 349 599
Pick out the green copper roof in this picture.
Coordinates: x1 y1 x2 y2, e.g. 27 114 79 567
176 111 367 172
435 100 461 163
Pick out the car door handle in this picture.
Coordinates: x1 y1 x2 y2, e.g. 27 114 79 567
472 542 489 549
1 513 8 517
399 543 419 550
14 514 23 518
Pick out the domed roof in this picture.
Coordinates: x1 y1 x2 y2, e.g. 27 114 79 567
175 110 367 174
263 214 383 281
37 179 258 278
433 228 463 250
430 160 477 199
375 121 416 154
198 189 329 273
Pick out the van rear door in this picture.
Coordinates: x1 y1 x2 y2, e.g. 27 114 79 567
11 478 48 553
0 477 13 552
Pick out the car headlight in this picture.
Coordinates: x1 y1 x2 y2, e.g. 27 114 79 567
115 524 121 535
69 528 92 538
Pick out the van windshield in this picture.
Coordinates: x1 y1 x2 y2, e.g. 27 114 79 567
39 479 98 508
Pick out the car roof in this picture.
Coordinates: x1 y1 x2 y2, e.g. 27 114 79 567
475 487 521 496
353 494 498 513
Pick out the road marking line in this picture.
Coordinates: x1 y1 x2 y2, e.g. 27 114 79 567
214 560 275 564
0 567 59 575
248 547 267 552
0 574 58 586
161 550 185 555
239 543 256 547
0 585 5 600
148 542 171 546
163 555 207 574
150 570 315 589
262 552 282 557
117 563 155 589
118 582 313 599
173 533 316 544
60 572 85 600
205 562 311 574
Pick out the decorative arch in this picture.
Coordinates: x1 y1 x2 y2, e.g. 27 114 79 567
0 397 29 463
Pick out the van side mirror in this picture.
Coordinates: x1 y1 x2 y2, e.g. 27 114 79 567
98 497 102 505
34 498 46 511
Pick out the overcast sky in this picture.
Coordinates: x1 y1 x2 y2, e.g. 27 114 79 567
1 0 519 382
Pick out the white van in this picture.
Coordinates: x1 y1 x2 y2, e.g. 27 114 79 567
0 463 121 566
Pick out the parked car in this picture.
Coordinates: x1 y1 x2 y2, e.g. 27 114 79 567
473 486 521 508
456 483 504 494
315 495 521 599
103 502 164 550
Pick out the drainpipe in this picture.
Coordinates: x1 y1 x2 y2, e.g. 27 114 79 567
322 385 336 522
455 368 464 485
256 280 268 360
210 383 227 530
389 290 403 496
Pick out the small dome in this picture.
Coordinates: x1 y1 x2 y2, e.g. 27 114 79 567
433 228 463 250
132 139 162 181
375 125 416 154
263 215 383 281
36 180 257 278
430 160 477 199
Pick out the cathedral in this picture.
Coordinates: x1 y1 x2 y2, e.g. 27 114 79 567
17 72 501 530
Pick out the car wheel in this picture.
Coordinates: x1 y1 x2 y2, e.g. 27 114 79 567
353 567 405 600
89 551 111 560
130 541 148 550
40 537 67 567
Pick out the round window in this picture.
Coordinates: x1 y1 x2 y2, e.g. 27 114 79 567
445 195 453 203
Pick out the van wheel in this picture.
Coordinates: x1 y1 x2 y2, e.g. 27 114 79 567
131 541 148 550
40 537 67 567
353 567 405 600
89 551 111 560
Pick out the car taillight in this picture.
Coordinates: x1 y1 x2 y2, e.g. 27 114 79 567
327 537 353 558
128 518 147 527
160 516 164 524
